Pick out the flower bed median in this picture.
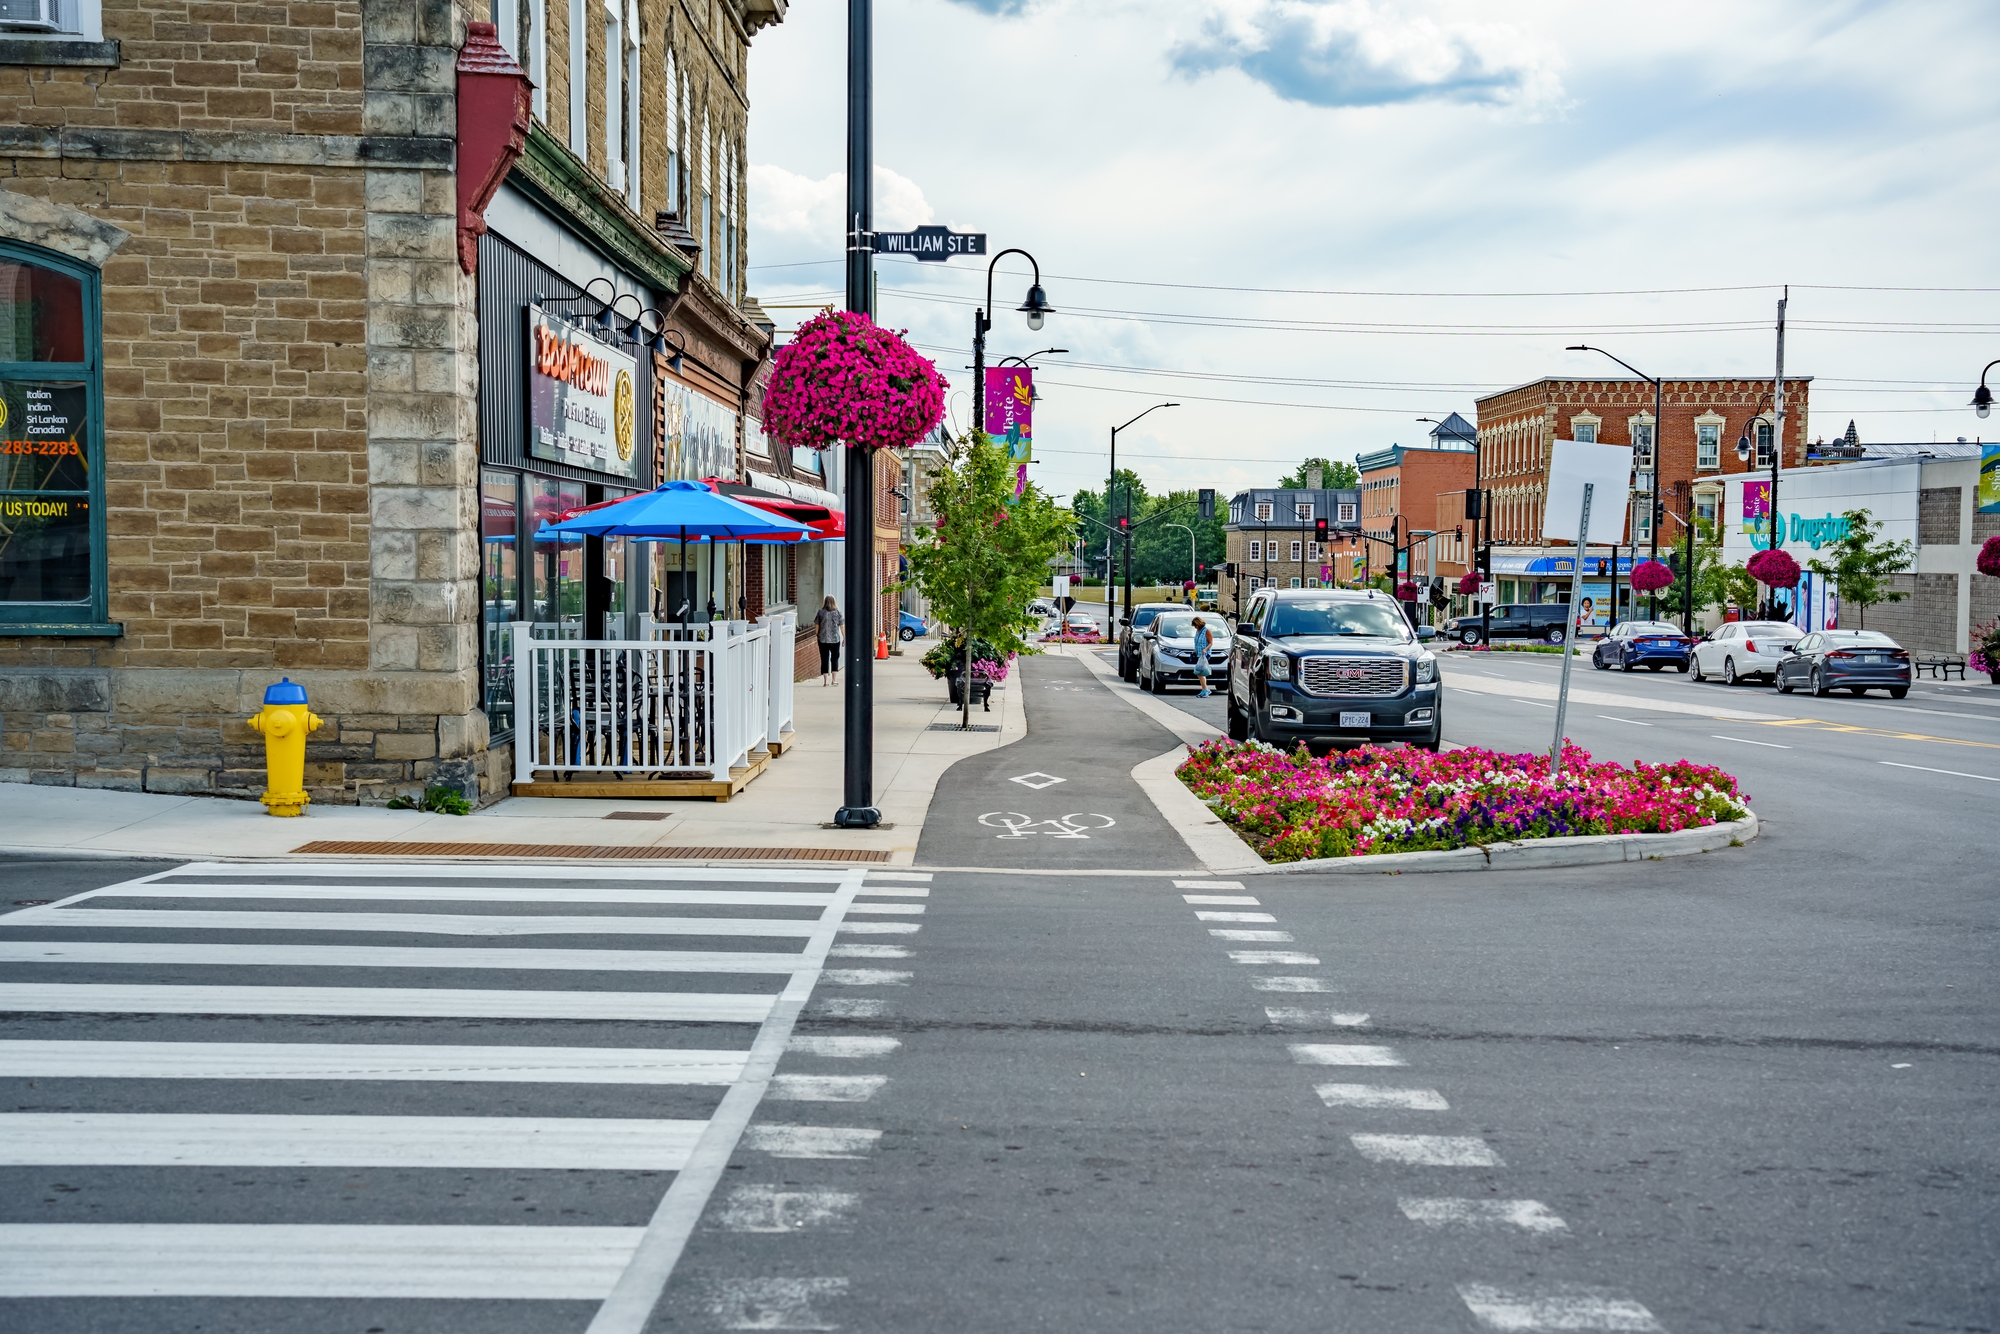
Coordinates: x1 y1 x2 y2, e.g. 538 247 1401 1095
1177 740 1750 863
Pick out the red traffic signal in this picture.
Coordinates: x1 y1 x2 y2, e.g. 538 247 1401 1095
1313 516 1329 543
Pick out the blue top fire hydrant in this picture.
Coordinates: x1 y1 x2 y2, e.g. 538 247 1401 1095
245 678 323 817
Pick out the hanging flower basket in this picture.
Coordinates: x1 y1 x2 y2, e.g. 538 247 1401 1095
1395 581 1419 601
1630 559 1674 593
1456 572 1482 596
1977 535 2000 579
764 310 948 451
1746 547 1801 589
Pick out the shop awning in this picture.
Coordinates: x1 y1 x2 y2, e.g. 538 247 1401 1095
703 478 843 540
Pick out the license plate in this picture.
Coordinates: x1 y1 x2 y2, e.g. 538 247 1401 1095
1339 712 1371 729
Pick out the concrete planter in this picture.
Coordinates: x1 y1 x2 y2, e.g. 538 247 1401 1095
1246 812 1760 876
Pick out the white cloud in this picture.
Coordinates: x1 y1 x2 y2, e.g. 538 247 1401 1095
748 164 934 240
1171 0 1566 116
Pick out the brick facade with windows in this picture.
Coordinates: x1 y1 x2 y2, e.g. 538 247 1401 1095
1474 377 1812 552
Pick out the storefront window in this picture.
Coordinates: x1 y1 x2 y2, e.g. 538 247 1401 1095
530 475 587 631
1 245 106 632
481 471 520 722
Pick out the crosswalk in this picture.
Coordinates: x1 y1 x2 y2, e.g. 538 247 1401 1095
0 858 904 1326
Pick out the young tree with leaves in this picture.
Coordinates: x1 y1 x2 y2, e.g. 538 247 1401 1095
903 433 1076 728
1805 508 1915 628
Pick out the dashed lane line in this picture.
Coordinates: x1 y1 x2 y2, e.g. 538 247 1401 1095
1253 976 1338 992
1350 1134 1503 1167
1266 1007 1369 1027
1288 1043 1406 1066
1712 734 1791 749
1596 714 1654 726
1230 949 1320 965
1400 1198 1567 1233
1880 760 2000 782
1316 1085 1448 1110
1456 1282 1663 1332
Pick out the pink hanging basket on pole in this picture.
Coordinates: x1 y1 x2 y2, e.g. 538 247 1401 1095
1456 571 1482 596
1746 547 1801 590
763 310 948 452
1630 559 1674 593
1977 534 2000 579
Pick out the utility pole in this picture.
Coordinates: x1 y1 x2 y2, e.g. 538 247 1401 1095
1770 286 1787 560
833 0 878 829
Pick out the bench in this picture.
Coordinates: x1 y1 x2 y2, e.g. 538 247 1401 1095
1916 653 1966 680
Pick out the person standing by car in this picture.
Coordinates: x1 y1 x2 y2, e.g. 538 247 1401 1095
814 595 843 688
1191 615 1214 697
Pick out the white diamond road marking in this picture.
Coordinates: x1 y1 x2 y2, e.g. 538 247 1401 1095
1289 1043 1406 1066
1456 1282 1663 1331
1316 1083 1447 1110
1400 1198 1568 1233
1351 1134 1502 1166
1009 771 1066 790
1267 1008 1370 1027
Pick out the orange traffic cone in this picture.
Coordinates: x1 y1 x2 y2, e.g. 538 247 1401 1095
876 634 889 660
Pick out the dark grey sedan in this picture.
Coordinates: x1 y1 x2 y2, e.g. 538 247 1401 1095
1773 630 1912 698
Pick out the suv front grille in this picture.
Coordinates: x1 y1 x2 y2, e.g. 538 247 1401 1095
1297 656 1407 697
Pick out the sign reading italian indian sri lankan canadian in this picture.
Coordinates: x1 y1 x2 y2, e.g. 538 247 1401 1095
526 306 641 481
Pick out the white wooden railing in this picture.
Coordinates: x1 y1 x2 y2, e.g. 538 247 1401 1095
510 618 782 785
758 607 796 739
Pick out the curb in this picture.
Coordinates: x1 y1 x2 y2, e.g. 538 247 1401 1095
1131 747 1267 874
1244 811 1760 876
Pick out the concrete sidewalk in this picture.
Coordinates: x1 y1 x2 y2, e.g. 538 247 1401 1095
0 651 1023 865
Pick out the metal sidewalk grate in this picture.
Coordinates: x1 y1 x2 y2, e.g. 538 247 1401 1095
926 723 1000 732
289 840 893 863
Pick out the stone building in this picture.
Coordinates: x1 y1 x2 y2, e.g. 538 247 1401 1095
0 0 801 802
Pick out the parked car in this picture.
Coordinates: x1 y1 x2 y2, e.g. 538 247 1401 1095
1136 610 1232 694
897 610 929 642
1440 603 1573 646
1691 620 1805 685
1062 609 1101 637
1773 630 1912 698
1226 587 1441 753
1117 602 1183 680
1591 620 1693 673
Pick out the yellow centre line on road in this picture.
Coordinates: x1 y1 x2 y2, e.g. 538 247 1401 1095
1748 718 2000 750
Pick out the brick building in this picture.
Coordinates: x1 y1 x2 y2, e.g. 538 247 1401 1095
0 0 806 802
1474 376 1812 553
1219 485 1360 616
1355 414 1477 604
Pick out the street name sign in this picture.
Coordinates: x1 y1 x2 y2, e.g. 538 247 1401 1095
871 226 987 262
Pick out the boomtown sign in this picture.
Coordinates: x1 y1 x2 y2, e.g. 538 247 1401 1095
526 307 640 481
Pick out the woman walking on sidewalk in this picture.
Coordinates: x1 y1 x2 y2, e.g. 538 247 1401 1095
1192 615 1214 697
814 595 844 687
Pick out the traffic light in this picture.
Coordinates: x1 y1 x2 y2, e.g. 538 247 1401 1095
1198 488 1215 520
1454 525 1463 539
1314 516 1328 544
1464 490 1483 519
1116 515 1129 531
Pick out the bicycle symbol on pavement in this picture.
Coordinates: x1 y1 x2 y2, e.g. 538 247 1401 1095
978 812 1117 840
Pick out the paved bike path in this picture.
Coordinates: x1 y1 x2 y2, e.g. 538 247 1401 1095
913 653 1199 871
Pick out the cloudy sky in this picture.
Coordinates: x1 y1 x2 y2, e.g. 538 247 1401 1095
745 0 2000 503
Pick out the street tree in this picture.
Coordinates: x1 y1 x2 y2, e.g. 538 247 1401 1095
1805 508 1914 628
1277 457 1359 490
904 432 1075 727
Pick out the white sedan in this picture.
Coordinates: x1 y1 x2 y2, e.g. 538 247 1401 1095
1691 620 1805 685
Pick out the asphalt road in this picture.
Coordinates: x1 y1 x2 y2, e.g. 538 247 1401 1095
1 654 1992 1332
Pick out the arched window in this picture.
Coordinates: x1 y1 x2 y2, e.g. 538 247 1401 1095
1 242 108 633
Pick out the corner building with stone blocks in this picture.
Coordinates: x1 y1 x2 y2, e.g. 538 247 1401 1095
0 0 799 803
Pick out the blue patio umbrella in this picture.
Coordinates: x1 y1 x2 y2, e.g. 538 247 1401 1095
539 480 808 630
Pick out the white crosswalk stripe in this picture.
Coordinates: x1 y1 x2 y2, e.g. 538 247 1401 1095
0 858 877 1325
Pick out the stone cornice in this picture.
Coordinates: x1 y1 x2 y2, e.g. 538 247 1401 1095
0 124 451 168
673 269 768 367
509 120 693 293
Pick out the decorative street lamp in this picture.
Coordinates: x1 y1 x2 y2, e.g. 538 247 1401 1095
971 249 1053 430
1972 359 1998 418
1735 392 1781 562
1107 402 1177 640
996 348 1068 404
1568 345 1662 623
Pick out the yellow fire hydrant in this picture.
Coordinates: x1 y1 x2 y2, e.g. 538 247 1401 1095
246 678 322 817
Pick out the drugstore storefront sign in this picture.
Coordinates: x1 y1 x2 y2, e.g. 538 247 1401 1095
526 307 640 481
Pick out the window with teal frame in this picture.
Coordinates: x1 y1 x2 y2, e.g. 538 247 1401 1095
0 241 113 635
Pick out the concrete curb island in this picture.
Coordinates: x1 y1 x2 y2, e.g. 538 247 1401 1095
1245 811 1761 876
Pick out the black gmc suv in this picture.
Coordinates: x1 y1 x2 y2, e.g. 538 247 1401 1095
1226 587 1441 753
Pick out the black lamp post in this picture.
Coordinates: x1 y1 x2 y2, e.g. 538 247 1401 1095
1972 359 1998 418
1107 401 1177 650
1569 345 1662 624
971 249 1053 433
834 0 878 829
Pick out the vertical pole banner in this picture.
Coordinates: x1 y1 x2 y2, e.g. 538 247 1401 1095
1979 443 2000 515
984 367 1034 468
